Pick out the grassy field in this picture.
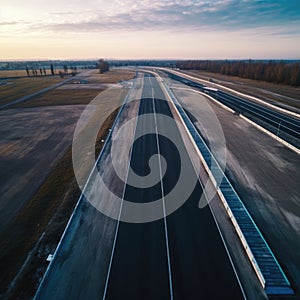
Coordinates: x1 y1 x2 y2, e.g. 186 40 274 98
1 107 119 299
0 77 64 106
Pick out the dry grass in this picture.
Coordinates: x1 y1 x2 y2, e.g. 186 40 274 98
0 70 28 78
1 107 119 300
15 89 104 108
88 69 135 84
0 77 64 105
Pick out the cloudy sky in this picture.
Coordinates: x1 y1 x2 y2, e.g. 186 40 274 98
1 0 299 60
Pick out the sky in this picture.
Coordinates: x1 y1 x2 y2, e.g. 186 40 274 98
0 0 299 60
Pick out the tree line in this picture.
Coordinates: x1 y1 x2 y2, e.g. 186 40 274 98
176 60 300 86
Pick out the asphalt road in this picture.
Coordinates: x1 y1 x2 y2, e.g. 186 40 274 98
35 73 245 300
163 70 300 149
103 74 245 299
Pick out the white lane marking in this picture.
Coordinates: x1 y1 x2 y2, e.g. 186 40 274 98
101 77 143 300
151 85 174 300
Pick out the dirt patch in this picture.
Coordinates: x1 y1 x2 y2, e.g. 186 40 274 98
0 107 120 300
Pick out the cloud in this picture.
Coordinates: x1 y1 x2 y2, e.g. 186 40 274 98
0 21 18 26
45 1 300 32
2 0 300 37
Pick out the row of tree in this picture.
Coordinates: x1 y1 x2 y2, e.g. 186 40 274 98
176 60 300 86
25 63 78 78
26 67 48 77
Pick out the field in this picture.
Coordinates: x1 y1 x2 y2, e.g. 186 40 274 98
15 89 104 107
0 77 64 106
0 68 135 299
0 69 135 109
0 70 28 78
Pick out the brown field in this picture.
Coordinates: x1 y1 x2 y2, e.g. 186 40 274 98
0 77 64 106
0 69 135 109
15 89 104 108
0 70 28 78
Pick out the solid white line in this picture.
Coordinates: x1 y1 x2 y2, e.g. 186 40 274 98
151 86 174 300
101 77 142 300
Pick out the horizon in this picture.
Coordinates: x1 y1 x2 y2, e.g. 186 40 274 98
1 58 300 63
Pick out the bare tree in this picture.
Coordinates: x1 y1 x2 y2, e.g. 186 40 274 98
64 65 68 75
50 64 54 76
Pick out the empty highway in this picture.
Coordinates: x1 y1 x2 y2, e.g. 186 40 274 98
35 73 246 300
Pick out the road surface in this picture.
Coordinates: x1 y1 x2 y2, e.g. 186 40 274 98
35 73 245 300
